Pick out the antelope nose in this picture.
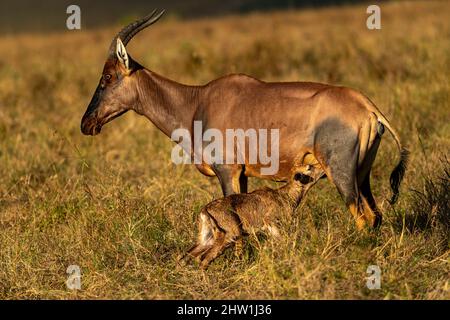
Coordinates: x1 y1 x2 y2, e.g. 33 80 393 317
81 121 91 136
81 114 95 136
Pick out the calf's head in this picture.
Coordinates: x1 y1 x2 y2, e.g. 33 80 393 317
81 10 165 136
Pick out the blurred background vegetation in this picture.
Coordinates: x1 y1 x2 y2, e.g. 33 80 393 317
1 0 377 33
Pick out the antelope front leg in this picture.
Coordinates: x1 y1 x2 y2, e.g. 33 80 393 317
212 164 246 196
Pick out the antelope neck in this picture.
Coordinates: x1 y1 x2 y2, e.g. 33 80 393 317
134 69 201 137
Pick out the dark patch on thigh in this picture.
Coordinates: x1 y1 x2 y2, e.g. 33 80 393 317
313 118 360 201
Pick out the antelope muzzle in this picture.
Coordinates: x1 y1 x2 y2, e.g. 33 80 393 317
81 83 104 136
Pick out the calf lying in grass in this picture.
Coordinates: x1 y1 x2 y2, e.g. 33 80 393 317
180 166 324 269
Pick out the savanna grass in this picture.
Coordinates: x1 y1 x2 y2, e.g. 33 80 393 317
0 1 448 299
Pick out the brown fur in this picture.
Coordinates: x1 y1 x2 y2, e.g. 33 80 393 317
179 166 324 269
81 13 409 230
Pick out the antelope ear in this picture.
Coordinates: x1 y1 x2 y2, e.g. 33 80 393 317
116 38 129 70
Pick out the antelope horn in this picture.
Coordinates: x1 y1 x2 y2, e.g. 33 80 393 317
108 9 165 56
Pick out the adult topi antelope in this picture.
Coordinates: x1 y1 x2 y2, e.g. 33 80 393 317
81 10 409 229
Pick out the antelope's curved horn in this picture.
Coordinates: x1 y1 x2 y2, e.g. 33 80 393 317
108 9 165 56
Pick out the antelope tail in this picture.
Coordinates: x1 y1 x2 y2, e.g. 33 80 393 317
376 113 409 204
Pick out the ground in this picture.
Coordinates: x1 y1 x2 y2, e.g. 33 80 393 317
0 1 448 299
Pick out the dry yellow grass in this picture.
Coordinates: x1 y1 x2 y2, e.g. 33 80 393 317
0 1 448 299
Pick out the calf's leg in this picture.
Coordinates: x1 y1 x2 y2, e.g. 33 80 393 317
179 209 215 265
